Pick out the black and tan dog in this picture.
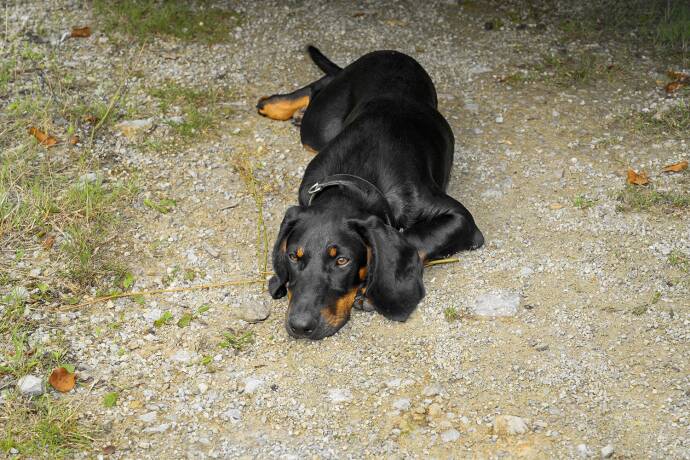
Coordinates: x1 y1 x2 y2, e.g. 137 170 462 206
257 46 484 340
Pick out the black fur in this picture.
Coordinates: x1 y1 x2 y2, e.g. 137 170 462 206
259 47 484 340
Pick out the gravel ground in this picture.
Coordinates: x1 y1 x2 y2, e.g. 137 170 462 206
3 1 689 458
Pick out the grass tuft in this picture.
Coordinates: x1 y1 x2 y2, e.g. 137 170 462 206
616 185 690 212
93 0 242 44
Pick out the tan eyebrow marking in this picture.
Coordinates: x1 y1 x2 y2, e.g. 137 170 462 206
296 247 304 258
358 266 368 281
328 246 337 257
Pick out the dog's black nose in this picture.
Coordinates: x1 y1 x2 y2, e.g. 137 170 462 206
288 312 317 337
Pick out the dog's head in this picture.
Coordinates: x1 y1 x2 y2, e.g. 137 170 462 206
268 206 424 340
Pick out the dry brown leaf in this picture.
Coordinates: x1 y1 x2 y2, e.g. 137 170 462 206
667 70 689 82
70 26 91 38
627 168 650 186
42 234 56 250
82 114 99 124
49 367 76 393
665 81 686 94
69 135 79 145
28 127 58 147
661 160 688 173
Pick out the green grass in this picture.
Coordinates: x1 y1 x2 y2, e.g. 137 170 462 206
557 0 690 57
573 195 598 209
219 331 254 351
92 0 242 44
616 185 690 212
668 250 689 272
443 306 459 321
631 101 690 138
1 393 93 457
533 52 622 87
147 81 233 141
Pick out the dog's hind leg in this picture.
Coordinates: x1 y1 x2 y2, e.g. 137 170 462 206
257 75 331 122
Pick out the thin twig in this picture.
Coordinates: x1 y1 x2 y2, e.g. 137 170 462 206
59 278 263 311
424 257 460 267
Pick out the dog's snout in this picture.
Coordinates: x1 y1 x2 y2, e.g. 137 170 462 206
288 312 317 337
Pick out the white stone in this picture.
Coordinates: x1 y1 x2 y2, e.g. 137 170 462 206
493 415 530 436
472 291 520 317
138 411 157 423
243 377 263 394
600 444 614 459
577 444 592 457
17 375 43 396
440 429 460 443
327 388 352 403
423 383 443 397
393 398 411 410
116 118 153 137
170 350 194 363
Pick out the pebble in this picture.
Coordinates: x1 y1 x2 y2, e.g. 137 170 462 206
328 388 352 403
78 172 99 184
440 429 460 443
495 115 504 123
472 291 521 316
233 303 270 323
577 444 592 457
116 118 154 137
139 411 158 423
170 349 194 363
393 398 411 410
600 444 614 458
17 375 44 396
244 377 263 394
422 383 443 397
493 415 530 436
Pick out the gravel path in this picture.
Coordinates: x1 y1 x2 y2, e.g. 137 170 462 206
5 1 689 458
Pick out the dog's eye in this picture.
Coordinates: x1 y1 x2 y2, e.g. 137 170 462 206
335 257 350 266
288 253 298 262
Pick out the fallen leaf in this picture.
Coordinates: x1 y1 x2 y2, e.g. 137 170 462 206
549 203 564 210
661 160 688 173
69 135 79 145
102 445 117 455
667 70 689 81
42 234 56 249
665 81 686 94
28 127 58 147
82 114 99 124
627 168 649 186
70 26 91 38
352 11 366 17
49 367 76 393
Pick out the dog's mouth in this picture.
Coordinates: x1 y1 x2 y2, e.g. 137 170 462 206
285 287 361 340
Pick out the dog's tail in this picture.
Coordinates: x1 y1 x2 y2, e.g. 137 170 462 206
307 45 342 76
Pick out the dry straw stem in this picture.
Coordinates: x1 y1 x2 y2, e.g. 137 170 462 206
59 278 263 311
424 257 460 267
88 43 147 148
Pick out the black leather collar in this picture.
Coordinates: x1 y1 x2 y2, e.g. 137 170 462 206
307 174 394 226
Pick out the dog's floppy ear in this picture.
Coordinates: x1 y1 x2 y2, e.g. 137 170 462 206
349 216 425 321
268 206 304 299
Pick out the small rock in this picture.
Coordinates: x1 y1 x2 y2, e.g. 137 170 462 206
170 350 194 363
223 408 241 423
423 383 443 397
243 377 263 394
116 118 154 138
385 378 402 388
328 388 352 403
493 415 530 436
138 411 157 423
495 115 504 124
17 375 44 396
202 243 220 259
440 429 460 443
143 423 170 433
428 403 443 418
472 291 520 317
577 444 592 457
198 382 208 394
535 343 549 352
600 444 614 458
12 286 30 300
78 172 98 184
393 398 411 411
232 303 270 323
